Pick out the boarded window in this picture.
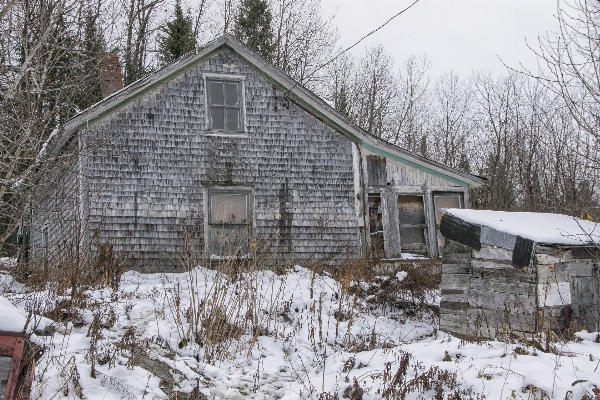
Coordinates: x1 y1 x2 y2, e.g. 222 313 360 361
368 193 384 255
398 195 427 254
208 191 250 257
366 155 387 186
207 80 241 131
433 192 463 255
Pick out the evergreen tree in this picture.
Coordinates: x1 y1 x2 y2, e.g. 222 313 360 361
157 0 196 66
234 0 273 60
44 14 80 122
79 8 105 109
335 84 350 118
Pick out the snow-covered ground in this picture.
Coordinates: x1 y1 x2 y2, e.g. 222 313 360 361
1 265 599 399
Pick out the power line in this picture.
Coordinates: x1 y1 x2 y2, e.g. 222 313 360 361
282 0 422 96
315 0 422 73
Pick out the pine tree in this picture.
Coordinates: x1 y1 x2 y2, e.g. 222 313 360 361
234 0 273 60
157 0 196 66
79 8 105 109
44 14 80 122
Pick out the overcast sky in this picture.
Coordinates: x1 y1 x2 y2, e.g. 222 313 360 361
320 0 560 77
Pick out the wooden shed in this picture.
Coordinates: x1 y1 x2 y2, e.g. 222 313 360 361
439 209 599 339
0 332 37 400
29 35 484 272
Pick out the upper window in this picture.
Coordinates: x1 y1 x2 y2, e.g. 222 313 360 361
207 79 242 131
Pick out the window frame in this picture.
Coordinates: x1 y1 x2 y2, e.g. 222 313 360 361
432 191 465 256
203 73 246 135
206 188 253 258
432 191 464 227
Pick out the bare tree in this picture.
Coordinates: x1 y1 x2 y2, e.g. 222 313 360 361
348 45 397 139
325 51 354 118
0 0 105 254
470 72 522 210
429 71 474 169
536 0 600 145
389 55 430 154
270 0 338 93
526 0 600 217
122 0 161 85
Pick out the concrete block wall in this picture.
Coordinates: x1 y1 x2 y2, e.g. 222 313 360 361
440 240 599 339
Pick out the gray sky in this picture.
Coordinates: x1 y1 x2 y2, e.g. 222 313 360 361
321 0 559 77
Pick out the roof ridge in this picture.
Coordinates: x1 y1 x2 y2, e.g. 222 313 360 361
49 34 485 188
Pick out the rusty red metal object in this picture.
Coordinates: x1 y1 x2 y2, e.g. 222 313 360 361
0 331 37 400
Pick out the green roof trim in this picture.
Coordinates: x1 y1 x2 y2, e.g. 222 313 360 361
227 45 473 188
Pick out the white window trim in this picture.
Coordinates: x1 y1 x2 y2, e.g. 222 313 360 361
203 73 247 135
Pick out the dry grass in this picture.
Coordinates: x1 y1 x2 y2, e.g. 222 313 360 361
3 231 505 398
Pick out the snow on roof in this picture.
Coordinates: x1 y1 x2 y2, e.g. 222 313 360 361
0 296 28 332
443 209 600 246
0 296 54 333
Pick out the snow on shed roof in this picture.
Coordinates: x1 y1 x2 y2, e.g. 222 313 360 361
443 209 600 246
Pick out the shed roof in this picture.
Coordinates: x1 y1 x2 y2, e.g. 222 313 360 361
48 35 485 188
443 209 600 246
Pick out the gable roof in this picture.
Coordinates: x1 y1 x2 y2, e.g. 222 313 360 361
50 34 485 188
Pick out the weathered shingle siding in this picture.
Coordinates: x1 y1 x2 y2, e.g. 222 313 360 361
81 51 358 272
30 145 82 262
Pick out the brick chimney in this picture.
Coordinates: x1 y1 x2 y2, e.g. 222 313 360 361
99 54 124 98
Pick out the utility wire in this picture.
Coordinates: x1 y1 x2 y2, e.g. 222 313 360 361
315 0 422 73
282 0 422 96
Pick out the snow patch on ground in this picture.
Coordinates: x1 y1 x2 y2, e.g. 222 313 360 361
1 266 598 399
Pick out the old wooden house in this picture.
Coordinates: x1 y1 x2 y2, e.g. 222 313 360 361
30 35 484 272
439 209 599 338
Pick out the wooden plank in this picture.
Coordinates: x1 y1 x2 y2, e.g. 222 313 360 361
440 300 469 311
381 192 401 258
571 276 599 331
471 259 513 269
439 310 470 336
424 191 438 257
512 236 534 268
440 289 468 303
473 245 512 261
471 266 536 284
441 263 470 274
570 246 600 259
440 214 481 250
366 155 387 186
564 260 595 277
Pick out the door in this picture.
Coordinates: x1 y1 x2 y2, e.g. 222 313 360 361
397 195 427 255
368 193 384 256
208 191 251 258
